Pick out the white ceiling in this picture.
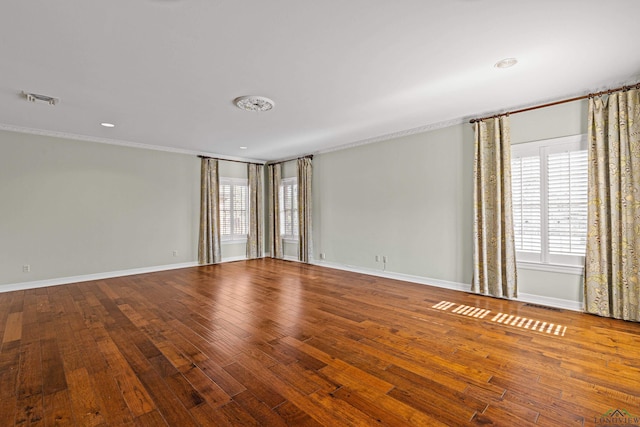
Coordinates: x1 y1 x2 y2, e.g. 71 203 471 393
2 0 639 162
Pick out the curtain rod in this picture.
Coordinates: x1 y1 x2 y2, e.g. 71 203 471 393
198 154 313 165
265 154 314 165
469 82 640 124
197 155 265 166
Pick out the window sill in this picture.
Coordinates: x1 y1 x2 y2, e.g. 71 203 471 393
517 261 584 276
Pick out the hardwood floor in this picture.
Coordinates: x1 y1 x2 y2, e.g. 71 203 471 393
1 259 639 426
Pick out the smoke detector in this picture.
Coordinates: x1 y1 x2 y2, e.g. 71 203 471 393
22 91 60 105
234 95 274 112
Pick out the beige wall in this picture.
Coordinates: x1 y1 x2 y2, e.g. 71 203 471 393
312 100 588 305
0 130 200 287
313 123 474 282
1 99 589 305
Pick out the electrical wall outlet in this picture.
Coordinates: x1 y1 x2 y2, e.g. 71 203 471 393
375 255 380 262
23 264 30 273
319 253 326 260
382 256 388 263
172 250 178 257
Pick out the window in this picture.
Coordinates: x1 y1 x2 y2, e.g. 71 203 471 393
280 177 298 241
511 135 588 268
219 178 248 241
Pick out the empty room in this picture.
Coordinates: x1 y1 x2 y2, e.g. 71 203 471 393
1 1 640 426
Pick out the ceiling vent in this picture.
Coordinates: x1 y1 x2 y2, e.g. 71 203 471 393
22 91 60 105
234 95 274 112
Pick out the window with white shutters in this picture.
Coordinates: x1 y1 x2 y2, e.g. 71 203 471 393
219 178 248 241
510 135 588 267
280 178 298 241
511 155 541 255
547 149 588 261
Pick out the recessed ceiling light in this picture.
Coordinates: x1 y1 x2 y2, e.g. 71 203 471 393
234 96 275 112
239 146 248 150
494 58 518 69
100 122 115 128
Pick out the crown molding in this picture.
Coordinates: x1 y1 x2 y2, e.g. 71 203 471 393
0 123 267 164
316 116 467 155
3 78 638 164
315 79 637 157
466 77 640 124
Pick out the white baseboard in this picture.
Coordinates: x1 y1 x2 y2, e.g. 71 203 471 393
221 256 249 263
1 255 271 293
0 262 200 293
311 259 583 312
2 257 584 313
310 260 470 292
517 292 583 312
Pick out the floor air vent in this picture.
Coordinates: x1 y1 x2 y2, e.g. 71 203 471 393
524 303 562 312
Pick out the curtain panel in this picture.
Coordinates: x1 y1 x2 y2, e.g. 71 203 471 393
267 163 283 259
198 158 222 264
297 157 313 263
472 116 518 298
247 163 264 259
585 88 640 321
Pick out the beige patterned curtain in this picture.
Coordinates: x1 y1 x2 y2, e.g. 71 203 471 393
297 156 313 263
198 158 221 264
267 163 283 259
247 163 264 259
585 88 640 321
472 116 517 298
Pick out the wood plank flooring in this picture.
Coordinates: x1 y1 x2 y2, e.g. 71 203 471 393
1 258 639 426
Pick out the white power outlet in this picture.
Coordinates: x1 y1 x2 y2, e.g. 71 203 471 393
172 250 179 257
375 255 380 262
383 256 388 263
23 264 31 273
319 253 326 260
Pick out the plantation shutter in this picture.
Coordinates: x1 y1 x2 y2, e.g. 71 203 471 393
547 149 588 256
511 155 541 253
284 182 294 236
219 183 232 236
279 179 298 238
511 136 588 267
233 184 248 235
219 179 249 239
292 183 298 237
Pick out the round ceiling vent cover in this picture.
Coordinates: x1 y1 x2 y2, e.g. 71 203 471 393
234 95 275 112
